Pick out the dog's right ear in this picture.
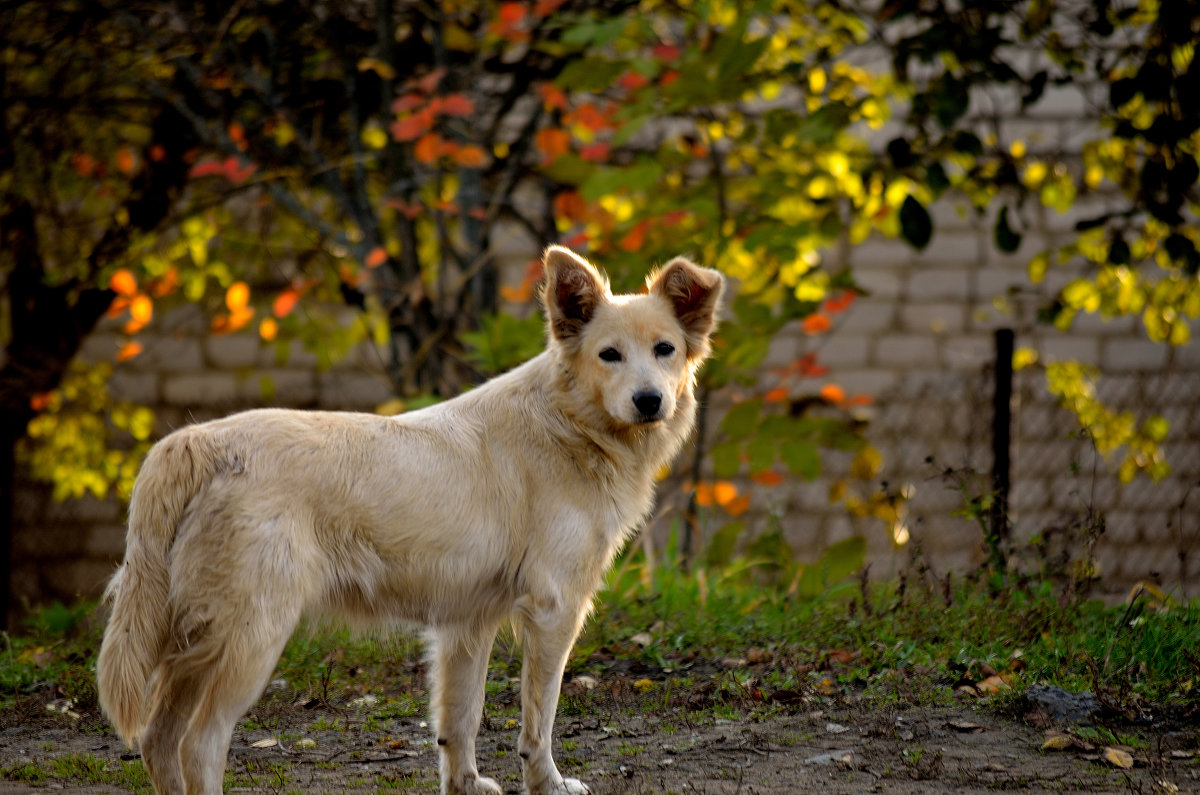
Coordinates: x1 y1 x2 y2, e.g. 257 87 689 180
541 246 609 342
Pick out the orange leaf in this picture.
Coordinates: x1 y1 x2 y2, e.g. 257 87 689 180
106 296 130 318
29 392 54 412
273 288 300 318
752 470 786 487
553 191 587 223
227 305 254 332
694 482 715 507
115 147 137 175
823 291 857 314
724 494 751 517
536 128 571 163
452 145 487 167
764 387 789 403
533 0 566 15
129 294 153 325
109 269 138 297
803 313 832 334
619 222 646 252
820 383 846 404
71 152 97 177
438 93 475 117
148 267 179 298
713 481 739 506
117 341 143 362
538 84 568 112
365 247 388 268
500 283 532 303
414 133 441 163
225 281 250 312
259 317 278 341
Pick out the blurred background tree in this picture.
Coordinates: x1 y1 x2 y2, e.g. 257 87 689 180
3 0 1198 620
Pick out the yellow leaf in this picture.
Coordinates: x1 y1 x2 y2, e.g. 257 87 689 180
633 678 655 693
1041 734 1072 751
259 317 278 342
849 445 882 480
362 124 388 150
1012 347 1038 370
1102 747 1134 769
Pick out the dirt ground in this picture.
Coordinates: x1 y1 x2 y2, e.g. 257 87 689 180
0 672 1195 794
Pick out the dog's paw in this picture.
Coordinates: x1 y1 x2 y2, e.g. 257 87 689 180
525 779 590 795
448 775 502 795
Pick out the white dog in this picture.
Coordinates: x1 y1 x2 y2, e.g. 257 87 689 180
97 246 723 794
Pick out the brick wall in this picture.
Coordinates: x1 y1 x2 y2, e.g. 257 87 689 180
13 62 1200 610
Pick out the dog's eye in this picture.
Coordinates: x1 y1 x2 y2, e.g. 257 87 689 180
599 348 622 362
654 342 675 357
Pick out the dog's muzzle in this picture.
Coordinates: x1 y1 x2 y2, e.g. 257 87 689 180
632 390 663 422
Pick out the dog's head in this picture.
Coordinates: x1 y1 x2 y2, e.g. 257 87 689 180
542 246 724 430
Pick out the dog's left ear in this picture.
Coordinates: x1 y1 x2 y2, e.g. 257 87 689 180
648 257 725 361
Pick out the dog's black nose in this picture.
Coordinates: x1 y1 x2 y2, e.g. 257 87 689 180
632 391 662 419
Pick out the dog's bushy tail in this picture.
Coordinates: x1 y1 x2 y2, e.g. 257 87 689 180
96 428 222 744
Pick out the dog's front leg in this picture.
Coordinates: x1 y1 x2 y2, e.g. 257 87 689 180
430 626 502 795
516 600 590 795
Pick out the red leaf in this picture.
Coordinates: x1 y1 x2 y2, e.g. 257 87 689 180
652 44 681 61
437 93 475 117
409 69 446 95
579 142 610 162
390 109 435 142
618 72 649 92
391 93 425 113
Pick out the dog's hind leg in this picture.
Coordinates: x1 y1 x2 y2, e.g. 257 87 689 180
429 624 502 795
516 600 591 795
175 609 302 795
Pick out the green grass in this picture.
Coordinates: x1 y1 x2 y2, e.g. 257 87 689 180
1 549 1196 742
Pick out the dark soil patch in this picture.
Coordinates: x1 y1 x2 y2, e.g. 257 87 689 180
0 673 1195 793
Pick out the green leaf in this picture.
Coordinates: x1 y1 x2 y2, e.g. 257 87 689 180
899 195 933 250
710 441 743 479
818 535 867 582
720 399 762 439
706 521 746 568
745 438 777 475
995 206 1022 253
781 440 821 480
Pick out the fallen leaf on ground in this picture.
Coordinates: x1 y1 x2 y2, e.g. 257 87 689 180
250 738 277 748
803 749 855 766
946 720 985 733
1102 746 1134 769
1041 731 1093 752
975 674 1010 694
